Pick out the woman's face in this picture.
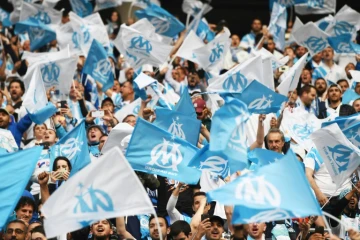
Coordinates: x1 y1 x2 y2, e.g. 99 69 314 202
34 124 47 140
111 11 118 23
56 159 69 172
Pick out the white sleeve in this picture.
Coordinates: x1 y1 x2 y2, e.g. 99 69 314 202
164 67 181 94
303 155 315 170
166 194 184 224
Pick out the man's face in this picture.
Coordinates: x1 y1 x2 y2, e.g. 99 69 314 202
9 82 24 102
149 218 169 240
355 83 360 95
172 232 191 240
102 101 114 113
92 220 113 239
251 19 262 33
120 82 134 99
192 195 206 213
124 115 136 127
42 130 57 144
26 222 41 240
16 204 34 223
112 81 121 93
338 81 349 93
231 35 240 47
126 68 134 81
205 221 224 240
353 100 360 112
0 112 10 129
88 127 102 143
99 136 108 152
296 46 306 58
312 52 322 62
188 73 199 87
69 81 80 99
301 88 316 107
347 194 359 211
328 87 341 102
34 125 46 140
247 223 266 239
267 40 275 52
315 79 327 95
322 47 334 61
301 70 311 85
5 222 27 240
266 132 284 153
287 90 298 104
345 63 356 78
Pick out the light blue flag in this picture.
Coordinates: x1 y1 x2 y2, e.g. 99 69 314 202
196 19 215 42
50 120 91 177
69 0 93 18
174 89 197 118
207 150 322 224
209 96 249 152
322 112 360 130
0 146 43 229
188 144 230 179
269 2 287 50
126 118 201 184
342 89 360 104
342 122 360 149
153 108 201 146
0 8 12 27
83 39 114 92
350 42 360 54
236 80 288 114
14 18 56 51
135 4 185 37
327 34 353 54
269 0 307 9
248 148 283 167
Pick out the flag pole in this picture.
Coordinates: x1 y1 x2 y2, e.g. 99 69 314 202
186 13 191 28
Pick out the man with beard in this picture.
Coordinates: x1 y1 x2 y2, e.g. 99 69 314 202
240 18 263 50
193 216 225 240
314 78 328 118
8 78 25 109
319 84 342 119
92 219 113 240
4 220 28 240
149 215 169 240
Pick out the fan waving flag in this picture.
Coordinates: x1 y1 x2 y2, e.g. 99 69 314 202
311 123 360 188
50 120 91 177
114 19 173 70
15 18 56 51
207 150 321 224
236 80 288 114
0 147 43 229
175 30 205 65
22 66 57 124
207 55 263 93
42 147 155 238
135 3 185 37
126 118 201 184
83 39 114 92
153 108 201 146
209 96 249 152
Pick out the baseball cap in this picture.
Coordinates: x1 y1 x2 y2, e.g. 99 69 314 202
101 97 114 107
209 215 224 227
193 98 206 113
87 125 105 136
0 108 10 116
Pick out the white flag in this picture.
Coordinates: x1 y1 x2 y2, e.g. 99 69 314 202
69 12 110 56
22 46 70 67
114 98 142 123
42 0 60 8
311 123 360 188
192 28 231 72
277 53 308 96
315 14 334 31
350 70 360 83
182 0 211 16
20 2 62 26
207 55 263 93
101 123 134 155
113 19 173 70
134 72 156 89
293 22 330 56
9 0 22 24
287 17 304 45
23 56 78 97
281 107 321 151
295 0 336 15
42 147 155 238
56 22 83 55
175 30 205 65
94 0 122 11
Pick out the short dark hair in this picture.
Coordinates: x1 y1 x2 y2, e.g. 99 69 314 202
9 78 25 94
266 128 285 143
15 196 35 212
193 191 206 199
31 225 46 236
52 156 72 172
328 84 342 92
339 104 356 117
299 84 316 97
101 97 114 108
123 114 136 123
337 79 349 86
6 219 28 233
149 215 169 228
33 123 47 133
170 220 191 237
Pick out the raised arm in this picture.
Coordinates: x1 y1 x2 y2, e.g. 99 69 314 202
249 114 265 150
166 182 186 224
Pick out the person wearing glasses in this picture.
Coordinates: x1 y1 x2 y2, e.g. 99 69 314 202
4 219 27 240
